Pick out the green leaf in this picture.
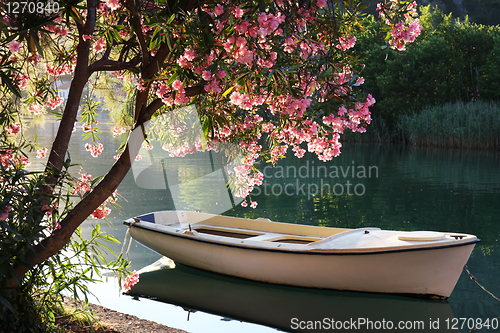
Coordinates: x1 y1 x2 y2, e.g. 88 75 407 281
166 36 173 51
167 13 176 24
149 26 162 49
0 72 21 98
0 296 15 313
221 86 235 97
166 72 178 86
266 70 275 86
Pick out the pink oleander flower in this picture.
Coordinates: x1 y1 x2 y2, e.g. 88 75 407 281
172 80 184 92
241 201 248 207
292 146 306 158
123 271 140 292
112 126 127 137
142 142 154 150
204 79 222 94
8 40 22 53
336 36 356 51
106 189 119 204
5 123 21 135
214 4 224 16
202 70 212 81
217 70 226 79
85 142 103 157
103 0 120 11
136 78 146 92
44 95 64 110
0 206 11 221
45 24 69 37
94 38 106 53
49 220 61 231
317 0 327 8
14 73 28 89
71 171 93 196
27 102 44 115
36 147 47 158
233 8 244 18
90 204 111 219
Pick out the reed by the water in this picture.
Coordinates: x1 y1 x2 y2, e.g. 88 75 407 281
397 101 500 149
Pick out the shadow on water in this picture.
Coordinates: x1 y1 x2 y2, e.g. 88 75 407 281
127 259 458 333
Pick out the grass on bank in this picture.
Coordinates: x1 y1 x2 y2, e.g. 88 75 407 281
398 100 500 149
52 299 106 333
344 100 500 149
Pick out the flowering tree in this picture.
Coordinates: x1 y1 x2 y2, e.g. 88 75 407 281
0 0 421 322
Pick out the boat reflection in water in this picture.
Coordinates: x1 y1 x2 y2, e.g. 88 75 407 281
127 258 457 332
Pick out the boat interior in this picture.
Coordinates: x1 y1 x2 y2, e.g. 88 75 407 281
125 210 477 252
132 210 383 247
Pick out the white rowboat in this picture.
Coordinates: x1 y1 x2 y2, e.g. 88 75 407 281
124 210 478 299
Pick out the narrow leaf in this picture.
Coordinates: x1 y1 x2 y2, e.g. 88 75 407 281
221 86 235 97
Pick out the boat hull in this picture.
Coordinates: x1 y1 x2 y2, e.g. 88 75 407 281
128 225 476 298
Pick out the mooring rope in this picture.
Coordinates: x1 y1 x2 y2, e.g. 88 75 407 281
464 264 500 302
464 265 500 332
126 228 133 260
121 227 131 260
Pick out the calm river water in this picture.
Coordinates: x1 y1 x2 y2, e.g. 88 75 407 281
29 116 500 332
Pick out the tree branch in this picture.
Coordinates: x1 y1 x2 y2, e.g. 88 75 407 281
136 85 206 126
125 0 150 67
88 57 141 74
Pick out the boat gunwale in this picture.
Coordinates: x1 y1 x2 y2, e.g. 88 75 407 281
125 220 480 256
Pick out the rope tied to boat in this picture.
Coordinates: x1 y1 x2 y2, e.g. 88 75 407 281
464 264 500 302
121 227 133 261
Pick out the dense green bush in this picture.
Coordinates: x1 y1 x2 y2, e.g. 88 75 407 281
351 6 500 146
479 35 500 99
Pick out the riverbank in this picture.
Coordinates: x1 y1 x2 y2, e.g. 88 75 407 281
56 298 187 333
345 100 500 150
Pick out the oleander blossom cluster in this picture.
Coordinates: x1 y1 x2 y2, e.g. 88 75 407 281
0 206 11 221
85 142 104 157
377 0 422 51
112 126 127 137
71 171 118 219
5 123 21 135
0 148 30 168
36 147 48 158
123 271 139 292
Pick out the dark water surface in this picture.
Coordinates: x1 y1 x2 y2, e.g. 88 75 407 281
30 117 500 332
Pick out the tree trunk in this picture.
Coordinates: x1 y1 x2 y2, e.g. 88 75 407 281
44 0 96 185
